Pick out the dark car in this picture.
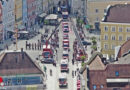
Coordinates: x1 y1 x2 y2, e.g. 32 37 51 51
82 41 91 46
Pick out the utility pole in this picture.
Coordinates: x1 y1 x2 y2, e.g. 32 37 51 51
14 24 18 50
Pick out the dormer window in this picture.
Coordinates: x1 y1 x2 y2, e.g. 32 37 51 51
115 71 119 76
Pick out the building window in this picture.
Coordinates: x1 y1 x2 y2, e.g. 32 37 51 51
93 85 97 90
101 85 104 88
104 35 108 40
111 35 116 40
104 9 107 13
111 26 116 32
17 78 22 85
95 9 98 13
118 27 122 32
104 44 108 50
126 27 130 32
111 44 115 50
104 26 108 32
96 17 99 21
119 35 122 41
115 71 119 76
127 36 130 41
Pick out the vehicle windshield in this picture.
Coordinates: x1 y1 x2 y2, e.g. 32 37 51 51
64 31 69 33
63 45 69 47
61 64 68 67
64 26 68 28
59 78 66 82
43 52 50 58
63 54 68 57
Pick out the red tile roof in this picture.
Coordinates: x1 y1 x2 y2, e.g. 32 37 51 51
118 39 130 58
89 64 130 89
104 4 130 23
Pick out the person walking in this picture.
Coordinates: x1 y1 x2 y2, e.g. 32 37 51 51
72 70 74 78
72 59 74 65
75 70 77 76
35 43 37 50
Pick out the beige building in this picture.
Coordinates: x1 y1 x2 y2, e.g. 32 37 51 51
87 0 130 29
100 4 130 58
15 0 22 26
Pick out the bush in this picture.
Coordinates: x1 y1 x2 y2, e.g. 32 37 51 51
91 45 97 51
91 36 96 41
81 62 85 67
92 40 97 45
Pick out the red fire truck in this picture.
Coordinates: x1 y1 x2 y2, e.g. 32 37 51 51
60 59 69 72
59 73 68 88
63 39 69 49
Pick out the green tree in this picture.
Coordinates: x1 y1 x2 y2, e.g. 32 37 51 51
81 55 86 63
92 39 97 45
91 36 96 41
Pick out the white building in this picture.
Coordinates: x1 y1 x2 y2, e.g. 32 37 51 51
36 0 43 15
2 0 15 40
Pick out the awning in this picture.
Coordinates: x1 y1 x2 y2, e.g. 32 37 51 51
18 25 25 30
39 13 47 18
18 31 29 34
107 78 130 83
45 14 58 20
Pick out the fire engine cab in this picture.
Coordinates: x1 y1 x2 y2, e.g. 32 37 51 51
42 44 54 63
59 73 68 88
60 59 69 72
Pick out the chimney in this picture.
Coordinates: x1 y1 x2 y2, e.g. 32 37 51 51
21 48 24 59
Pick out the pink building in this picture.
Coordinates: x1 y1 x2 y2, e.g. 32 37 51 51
27 0 36 32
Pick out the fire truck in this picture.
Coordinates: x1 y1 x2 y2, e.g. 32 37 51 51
59 73 68 88
41 28 57 63
62 50 69 59
60 59 69 72
41 44 54 63
62 22 69 33
76 49 84 61
63 39 69 49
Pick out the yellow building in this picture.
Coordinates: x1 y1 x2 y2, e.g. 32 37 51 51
15 0 22 26
100 4 130 58
87 0 130 29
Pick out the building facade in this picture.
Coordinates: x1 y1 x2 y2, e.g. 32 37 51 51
80 52 130 90
36 0 43 15
43 0 59 14
15 0 22 26
87 0 130 30
0 50 45 90
100 4 130 58
2 0 15 40
0 1 3 42
22 0 28 28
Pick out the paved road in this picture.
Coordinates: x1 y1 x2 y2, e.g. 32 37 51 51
44 20 81 90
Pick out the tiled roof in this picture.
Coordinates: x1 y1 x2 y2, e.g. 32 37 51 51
0 51 43 76
104 4 130 23
79 52 103 74
106 64 130 78
118 39 130 58
89 64 130 85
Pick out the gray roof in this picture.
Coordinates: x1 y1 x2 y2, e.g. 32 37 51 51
0 50 43 76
